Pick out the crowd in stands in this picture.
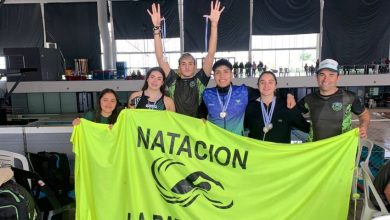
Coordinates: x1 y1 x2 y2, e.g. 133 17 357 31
65 56 390 81
341 57 390 75
126 70 145 80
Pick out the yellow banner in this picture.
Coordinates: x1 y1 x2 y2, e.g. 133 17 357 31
71 109 358 220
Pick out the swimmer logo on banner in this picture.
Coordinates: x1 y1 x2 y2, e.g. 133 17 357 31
72 109 359 220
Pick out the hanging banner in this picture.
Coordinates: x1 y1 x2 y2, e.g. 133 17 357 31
71 109 358 220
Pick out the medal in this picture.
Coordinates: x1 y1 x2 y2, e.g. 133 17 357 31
263 126 269 134
216 86 232 119
220 111 227 118
268 123 273 130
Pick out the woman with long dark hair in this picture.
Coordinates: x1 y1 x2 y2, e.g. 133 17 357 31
72 88 122 126
244 71 310 143
128 67 175 111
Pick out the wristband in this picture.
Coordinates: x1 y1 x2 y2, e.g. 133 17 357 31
153 26 161 31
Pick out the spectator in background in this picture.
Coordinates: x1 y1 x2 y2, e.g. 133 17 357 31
239 62 244 75
258 61 264 73
252 61 257 76
309 64 315 75
346 65 351 75
130 70 137 80
233 62 239 77
380 57 387 73
364 64 369 75
304 63 309 76
136 70 144 79
245 61 252 77
374 58 381 74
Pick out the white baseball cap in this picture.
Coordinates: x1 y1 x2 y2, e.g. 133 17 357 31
317 59 339 74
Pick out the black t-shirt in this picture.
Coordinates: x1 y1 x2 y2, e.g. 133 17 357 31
298 89 365 141
166 69 210 118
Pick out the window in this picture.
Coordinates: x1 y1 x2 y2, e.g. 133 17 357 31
0 56 5 69
116 38 181 74
114 34 318 76
0 56 6 81
251 34 318 75
252 34 317 49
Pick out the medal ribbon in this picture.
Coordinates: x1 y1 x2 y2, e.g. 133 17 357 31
203 15 209 52
161 18 167 59
260 97 276 128
216 86 232 115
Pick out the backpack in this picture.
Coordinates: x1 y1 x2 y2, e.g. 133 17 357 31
27 152 73 205
0 180 37 220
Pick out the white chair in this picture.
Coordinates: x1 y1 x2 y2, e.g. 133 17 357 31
0 150 29 171
0 150 30 187
360 139 390 220
373 215 390 220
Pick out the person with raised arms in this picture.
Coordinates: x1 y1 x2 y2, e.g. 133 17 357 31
147 1 224 118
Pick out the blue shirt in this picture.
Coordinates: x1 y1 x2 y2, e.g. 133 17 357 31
202 85 248 135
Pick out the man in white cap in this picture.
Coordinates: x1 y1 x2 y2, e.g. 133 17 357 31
297 58 370 141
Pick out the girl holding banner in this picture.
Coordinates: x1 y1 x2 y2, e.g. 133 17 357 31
72 88 122 126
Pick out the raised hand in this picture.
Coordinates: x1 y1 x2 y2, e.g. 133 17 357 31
208 0 225 24
147 3 162 27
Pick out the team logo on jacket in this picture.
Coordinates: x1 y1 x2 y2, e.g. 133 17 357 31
331 102 343 111
189 81 196 88
151 157 234 209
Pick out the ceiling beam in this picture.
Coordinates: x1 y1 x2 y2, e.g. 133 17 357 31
4 0 97 4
